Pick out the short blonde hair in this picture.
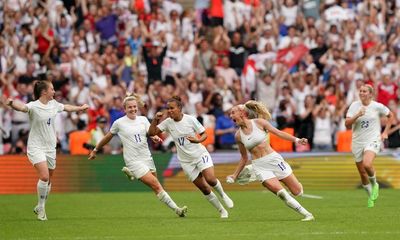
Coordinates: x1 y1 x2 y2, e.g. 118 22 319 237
123 92 144 108
361 84 374 95
243 100 272 120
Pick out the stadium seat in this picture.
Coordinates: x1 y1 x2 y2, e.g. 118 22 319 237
270 128 294 152
201 127 215 147
336 130 352 152
69 130 91 155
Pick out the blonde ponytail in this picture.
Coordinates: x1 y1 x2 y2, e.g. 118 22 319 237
244 100 272 120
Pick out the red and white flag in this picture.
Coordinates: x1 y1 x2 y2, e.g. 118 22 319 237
276 44 309 68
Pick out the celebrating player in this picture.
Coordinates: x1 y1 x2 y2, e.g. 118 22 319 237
88 93 187 217
345 84 393 207
148 96 234 218
5 80 89 220
228 100 314 221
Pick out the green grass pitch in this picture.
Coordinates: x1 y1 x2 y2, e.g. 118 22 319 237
1 190 400 240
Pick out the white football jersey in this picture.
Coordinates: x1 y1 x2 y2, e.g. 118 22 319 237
26 100 64 151
110 116 152 162
158 114 207 163
346 100 390 144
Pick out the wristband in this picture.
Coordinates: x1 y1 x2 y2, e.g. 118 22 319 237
93 148 98 152
295 138 301 143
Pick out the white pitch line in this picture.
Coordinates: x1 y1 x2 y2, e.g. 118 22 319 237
301 193 324 199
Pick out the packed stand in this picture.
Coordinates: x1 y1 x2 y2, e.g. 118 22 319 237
0 0 399 155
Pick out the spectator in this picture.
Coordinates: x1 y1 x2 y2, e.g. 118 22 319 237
229 32 247 75
89 116 111 153
312 100 333 151
35 16 54 57
215 103 236 149
95 5 118 46
142 40 167 84
215 56 238 86
2 0 400 154
69 120 91 155
294 95 315 151
377 68 398 106
385 99 400 149
195 38 216 78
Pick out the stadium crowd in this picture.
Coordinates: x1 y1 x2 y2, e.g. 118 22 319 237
0 0 399 155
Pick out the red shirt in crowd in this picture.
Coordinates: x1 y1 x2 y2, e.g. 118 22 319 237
210 0 224 18
87 107 107 131
377 82 398 106
35 28 54 55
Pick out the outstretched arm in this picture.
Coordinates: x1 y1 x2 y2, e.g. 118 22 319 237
64 104 89 112
88 132 114 160
5 98 28 112
259 119 308 145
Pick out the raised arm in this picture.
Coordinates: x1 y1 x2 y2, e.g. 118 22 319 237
88 132 114 160
6 98 28 112
64 104 89 112
148 111 164 136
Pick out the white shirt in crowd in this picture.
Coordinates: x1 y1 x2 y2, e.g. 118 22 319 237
346 100 390 145
69 86 90 105
158 114 208 163
186 90 203 116
26 100 64 151
180 44 196 76
293 86 312 115
110 116 152 162
313 114 332 145
281 4 298 26
163 0 183 16
163 50 183 77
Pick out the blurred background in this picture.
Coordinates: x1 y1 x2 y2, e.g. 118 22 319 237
0 0 399 194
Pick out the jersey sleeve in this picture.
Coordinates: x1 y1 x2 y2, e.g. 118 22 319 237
157 118 169 133
191 116 206 133
377 102 390 116
346 102 357 118
55 100 65 112
26 101 34 113
142 117 151 131
109 121 119 135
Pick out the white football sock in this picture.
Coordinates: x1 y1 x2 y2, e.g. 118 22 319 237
46 183 52 201
277 189 312 217
362 183 372 197
37 180 48 208
368 174 377 185
157 190 178 210
212 180 228 198
205 192 224 211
